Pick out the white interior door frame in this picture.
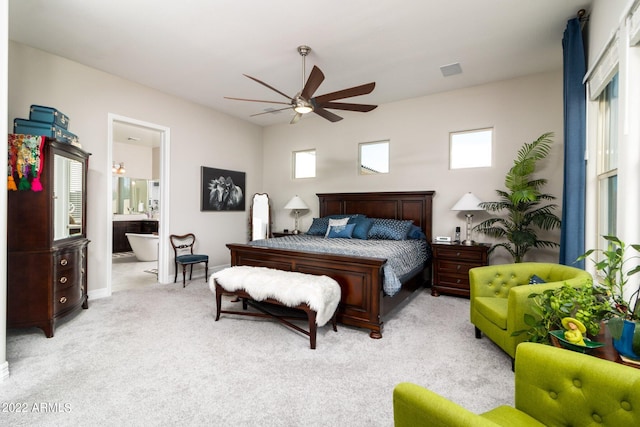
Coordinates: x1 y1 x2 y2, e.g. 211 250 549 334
107 114 171 292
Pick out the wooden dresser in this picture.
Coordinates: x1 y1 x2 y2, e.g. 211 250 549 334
7 139 90 337
431 242 489 297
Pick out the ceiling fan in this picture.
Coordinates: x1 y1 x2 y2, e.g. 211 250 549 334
225 45 377 124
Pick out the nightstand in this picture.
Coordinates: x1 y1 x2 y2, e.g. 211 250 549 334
272 230 302 237
431 242 489 297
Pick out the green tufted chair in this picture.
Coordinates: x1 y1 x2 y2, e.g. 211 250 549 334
393 342 640 426
469 262 592 360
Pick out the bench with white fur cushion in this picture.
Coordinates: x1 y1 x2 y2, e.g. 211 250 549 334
210 266 341 349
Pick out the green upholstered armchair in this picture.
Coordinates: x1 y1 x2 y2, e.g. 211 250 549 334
470 262 592 359
393 342 640 427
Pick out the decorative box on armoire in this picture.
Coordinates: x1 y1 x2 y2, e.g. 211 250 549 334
7 136 90 337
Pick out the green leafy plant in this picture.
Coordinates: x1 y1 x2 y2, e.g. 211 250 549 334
513 280 611 344
474 132 561 262
577 235 640 321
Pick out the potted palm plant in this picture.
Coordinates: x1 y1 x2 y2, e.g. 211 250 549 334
474 132 561 262
578 236 640 362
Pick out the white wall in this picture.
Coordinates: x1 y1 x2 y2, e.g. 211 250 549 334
8 41 263 295
263 71 565 264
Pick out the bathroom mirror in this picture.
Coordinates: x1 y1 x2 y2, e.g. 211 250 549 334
112 176 159 215
250 193 271 241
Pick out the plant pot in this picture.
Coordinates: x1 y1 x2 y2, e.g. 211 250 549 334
609 318 640 362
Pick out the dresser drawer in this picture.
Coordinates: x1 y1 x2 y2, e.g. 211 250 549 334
54 284 83 314
434 247 485 262
436 274 470 289
436 260 477 275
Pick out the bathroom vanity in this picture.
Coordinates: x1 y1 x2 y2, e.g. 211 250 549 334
7 139 90 337
112 218 158 253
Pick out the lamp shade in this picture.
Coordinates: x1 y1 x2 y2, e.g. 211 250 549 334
284 195 309 210
451 192 484 211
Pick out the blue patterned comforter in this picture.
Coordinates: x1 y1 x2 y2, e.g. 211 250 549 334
249 235 431 296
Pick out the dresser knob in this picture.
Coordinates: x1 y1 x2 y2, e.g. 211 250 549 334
59 296 67 304
60 258 68 266
456 279 461 284
59 276 68 284
456 265 461 271
456 252 461 257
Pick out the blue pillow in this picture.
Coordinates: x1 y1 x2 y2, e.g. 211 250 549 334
326 223 355 238
529 275 546 285
307 217 330 236
307 215 366 236
350 217 374 240
407 224 426 240
368 219 413 240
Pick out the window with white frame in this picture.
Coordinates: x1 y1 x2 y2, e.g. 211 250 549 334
449 128 493 169
597 73 619 239
293 149 316 179
359 140 389 174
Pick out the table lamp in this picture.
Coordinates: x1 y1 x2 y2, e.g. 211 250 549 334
284 195 309 234
451 192 484 245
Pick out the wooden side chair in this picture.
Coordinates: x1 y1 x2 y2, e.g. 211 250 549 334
169 233 209 287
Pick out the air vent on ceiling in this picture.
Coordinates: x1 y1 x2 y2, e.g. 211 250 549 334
440 62 462 77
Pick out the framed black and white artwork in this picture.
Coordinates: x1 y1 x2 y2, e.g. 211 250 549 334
201 166 245 211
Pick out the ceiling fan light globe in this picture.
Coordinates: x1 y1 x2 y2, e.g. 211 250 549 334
294 105 313 114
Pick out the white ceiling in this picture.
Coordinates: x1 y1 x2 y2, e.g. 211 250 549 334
9 0 593 127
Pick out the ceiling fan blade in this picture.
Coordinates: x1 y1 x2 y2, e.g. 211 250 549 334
224 97 290 106
317 102 377 112
250 106 293 117
290 113 302 125
313 107 343 122
313 82 376 104
243 74 292 100
300 65 325 100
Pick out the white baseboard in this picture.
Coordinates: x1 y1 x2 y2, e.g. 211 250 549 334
0 361 9 382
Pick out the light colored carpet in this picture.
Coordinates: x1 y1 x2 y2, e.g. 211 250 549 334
1 281 513 426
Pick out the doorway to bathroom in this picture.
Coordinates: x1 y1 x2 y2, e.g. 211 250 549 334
107 114 171 294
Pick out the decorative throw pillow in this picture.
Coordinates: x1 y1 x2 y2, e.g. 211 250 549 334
307 215 365 236
307 217 330 236
326 223 356 238
407 224 426 240
368 219 413 240
325 218 350 237
350 217 374 240
529 274 546 285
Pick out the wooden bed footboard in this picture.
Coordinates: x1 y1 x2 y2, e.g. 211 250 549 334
226 243 389 338
226 191 435 338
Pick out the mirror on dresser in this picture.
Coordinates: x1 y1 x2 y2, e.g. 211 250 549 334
53 153 84 240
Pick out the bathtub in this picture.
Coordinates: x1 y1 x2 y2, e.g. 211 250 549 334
125 233 159 262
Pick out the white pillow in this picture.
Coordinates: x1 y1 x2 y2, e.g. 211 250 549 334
325 217 350 237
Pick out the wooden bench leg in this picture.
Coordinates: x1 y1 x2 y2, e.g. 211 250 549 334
214 281 223 321
308 310 317 350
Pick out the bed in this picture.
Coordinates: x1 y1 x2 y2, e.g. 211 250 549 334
225 191 435 338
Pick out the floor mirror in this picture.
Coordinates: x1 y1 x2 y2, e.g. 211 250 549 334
250 193 271 241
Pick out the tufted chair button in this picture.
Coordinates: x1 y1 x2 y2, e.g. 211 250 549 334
549 391 558 399
495 292 500 296
573 379 582 388
621 400 632 411
592 413 602 423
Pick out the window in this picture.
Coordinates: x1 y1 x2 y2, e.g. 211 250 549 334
359 140 389 174
293 149 316 179
449 128 493 169
597 73 619 239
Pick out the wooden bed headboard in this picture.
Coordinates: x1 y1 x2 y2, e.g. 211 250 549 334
317 191 435 243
